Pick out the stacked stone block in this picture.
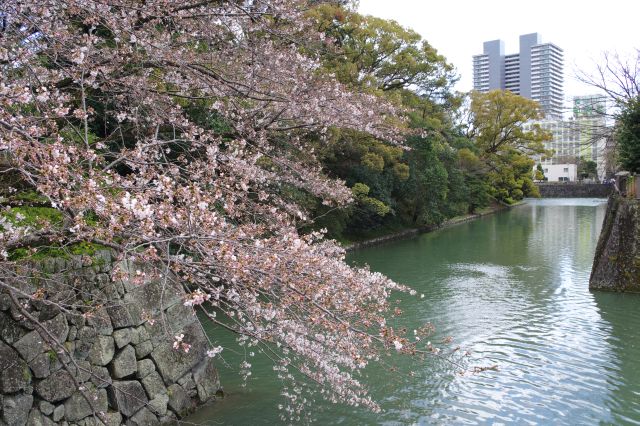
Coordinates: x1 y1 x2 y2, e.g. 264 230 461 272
590 197 640 292
0 251 221 425
536 183 613 198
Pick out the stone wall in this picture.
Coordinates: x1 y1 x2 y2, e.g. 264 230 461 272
536 183 613 198
590 197 640 292
1 251 221 425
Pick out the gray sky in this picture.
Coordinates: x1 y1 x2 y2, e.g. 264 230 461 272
358 0 639 100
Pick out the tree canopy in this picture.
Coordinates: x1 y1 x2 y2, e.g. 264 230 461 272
466 90 551 203
309 3 457 100
468 90 549 157
616 98 640 173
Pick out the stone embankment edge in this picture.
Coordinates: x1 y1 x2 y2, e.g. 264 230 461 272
345 202 521 252
536 183 612 198
589 196 640 292
0 252 222 425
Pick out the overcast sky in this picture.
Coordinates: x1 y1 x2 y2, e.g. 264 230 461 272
358 0 639 101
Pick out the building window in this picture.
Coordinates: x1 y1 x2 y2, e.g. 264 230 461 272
563 167 569 172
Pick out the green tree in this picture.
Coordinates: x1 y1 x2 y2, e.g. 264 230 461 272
467 90 551 203
312 128 405 237
352 182 392 217
535 163 546 181
395 136 449 226
577 158 598 180
616 98 640 173
309 4 456 100
468 90 550 156
304 4 474 240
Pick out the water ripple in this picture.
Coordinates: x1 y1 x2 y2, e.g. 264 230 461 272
188 199 640 425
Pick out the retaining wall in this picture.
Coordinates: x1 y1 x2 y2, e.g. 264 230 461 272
0 251 221 425
536 183 612 198
590 197 640 292
346 204 510 251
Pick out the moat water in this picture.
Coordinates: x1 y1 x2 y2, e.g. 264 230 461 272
188 198 640 425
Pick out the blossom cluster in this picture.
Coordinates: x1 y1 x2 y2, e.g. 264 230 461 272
0 0 425 416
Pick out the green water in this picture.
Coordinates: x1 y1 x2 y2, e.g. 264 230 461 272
187 198 640 425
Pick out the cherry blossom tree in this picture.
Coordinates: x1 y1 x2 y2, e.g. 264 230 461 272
0 0 440 416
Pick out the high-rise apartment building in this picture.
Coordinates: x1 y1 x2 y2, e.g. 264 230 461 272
473 33 564 118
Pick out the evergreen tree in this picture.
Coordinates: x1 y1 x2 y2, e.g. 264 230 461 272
617 98 640 173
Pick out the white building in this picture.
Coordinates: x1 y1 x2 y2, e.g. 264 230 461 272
538 164 577 182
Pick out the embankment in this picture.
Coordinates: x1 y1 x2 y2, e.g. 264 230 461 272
537 183 612 198
346 203 512 251
590 196 640 292
1 252 221 425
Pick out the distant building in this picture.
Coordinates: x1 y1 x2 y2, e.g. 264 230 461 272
528 95 611 181
572 95 610 178
573 95 607 118
473 33 564 118
539 164 577 182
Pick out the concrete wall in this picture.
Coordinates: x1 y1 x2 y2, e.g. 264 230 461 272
590 197 640 292
0 251 221 425
536 183 612 198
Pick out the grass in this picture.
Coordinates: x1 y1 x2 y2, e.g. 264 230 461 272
2 206 63 229
8 241 110 261
2 193 110 261
10 190 50 204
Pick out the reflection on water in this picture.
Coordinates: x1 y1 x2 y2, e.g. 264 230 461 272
187 198 640 425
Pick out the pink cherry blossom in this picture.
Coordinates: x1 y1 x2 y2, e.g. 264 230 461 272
0 0 436 417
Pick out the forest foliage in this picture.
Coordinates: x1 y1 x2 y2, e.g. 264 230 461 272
304 4 549 242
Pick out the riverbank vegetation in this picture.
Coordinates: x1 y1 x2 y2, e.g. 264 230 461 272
302 4 551 243
0 0 551 419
